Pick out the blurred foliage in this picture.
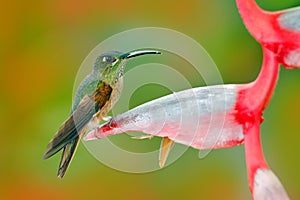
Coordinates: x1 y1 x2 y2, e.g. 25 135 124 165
0 0 299 199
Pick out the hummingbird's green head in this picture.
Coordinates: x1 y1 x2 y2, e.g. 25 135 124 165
93 49 161 85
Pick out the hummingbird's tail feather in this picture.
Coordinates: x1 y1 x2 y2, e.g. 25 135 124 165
43 116 78 159
57 136 80 178
43 95 95 160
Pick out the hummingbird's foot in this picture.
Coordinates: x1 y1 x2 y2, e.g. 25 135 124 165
159 137 174 168
131 134 154 140
102 116 112 122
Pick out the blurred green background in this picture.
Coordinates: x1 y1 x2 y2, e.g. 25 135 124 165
1 0 299 199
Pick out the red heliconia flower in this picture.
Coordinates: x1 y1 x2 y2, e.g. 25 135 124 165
85 0 299 199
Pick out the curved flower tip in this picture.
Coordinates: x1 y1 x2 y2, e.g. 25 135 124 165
84 121 119 141
84 130 97 141
253 169 289 200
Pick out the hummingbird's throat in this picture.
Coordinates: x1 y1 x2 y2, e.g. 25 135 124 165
117 65 125 78
103 65 125 86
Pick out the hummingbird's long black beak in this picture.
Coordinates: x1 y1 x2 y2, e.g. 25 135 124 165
121 49 161 59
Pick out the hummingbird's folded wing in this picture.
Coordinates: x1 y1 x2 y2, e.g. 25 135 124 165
85 84 245 150
43 95 96 159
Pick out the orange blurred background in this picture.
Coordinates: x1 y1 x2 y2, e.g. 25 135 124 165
1 0 299 199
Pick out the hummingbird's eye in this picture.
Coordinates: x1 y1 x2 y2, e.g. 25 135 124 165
102 56 116 64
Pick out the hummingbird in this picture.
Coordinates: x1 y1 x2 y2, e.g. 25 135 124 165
43 49 161 178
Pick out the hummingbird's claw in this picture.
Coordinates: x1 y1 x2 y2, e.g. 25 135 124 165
102 116 112 122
